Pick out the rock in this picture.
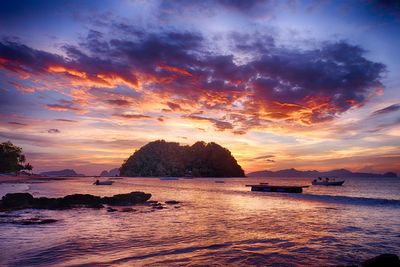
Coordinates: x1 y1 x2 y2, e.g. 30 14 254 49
2 193 34 208
0 217 59 225
0 191 151 211
32 197 66 210
102 192 151 206
121 208 135 212
63 194 101 206
18 218 58 225
87 203 104 209
107 207 118 212
362 253 400 267
165 200 180 205
152 205 164 209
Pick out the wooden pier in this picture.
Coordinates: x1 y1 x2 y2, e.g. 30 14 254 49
246 184 309 193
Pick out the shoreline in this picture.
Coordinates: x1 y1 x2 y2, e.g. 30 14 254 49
0 175 74 184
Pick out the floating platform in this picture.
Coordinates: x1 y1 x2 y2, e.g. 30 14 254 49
246 184 309 193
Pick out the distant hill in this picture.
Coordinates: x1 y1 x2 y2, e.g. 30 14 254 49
99 168 120 177
40 169 84 177
120 140 245 177
247 168 398 178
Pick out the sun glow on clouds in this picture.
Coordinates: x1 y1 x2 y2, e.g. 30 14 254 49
47 65 139 90
0 0 399 175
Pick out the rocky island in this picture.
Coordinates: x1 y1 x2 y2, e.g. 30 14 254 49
0 191 152 212
120 140 245 177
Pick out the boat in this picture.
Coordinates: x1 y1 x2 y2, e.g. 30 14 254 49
93 180 113 185
246 184 309 193
312 177 344 186
312 180 344 186
160 177 179 181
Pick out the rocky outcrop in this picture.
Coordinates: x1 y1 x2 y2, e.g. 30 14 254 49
102 192 152 206
100 168 120 177
1 192 34 208
165 200 180 205
362 253 399 267
120 140 245 177
16 218 58 225
0 191 152 211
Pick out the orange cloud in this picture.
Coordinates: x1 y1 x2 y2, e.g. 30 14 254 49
157 63 192 77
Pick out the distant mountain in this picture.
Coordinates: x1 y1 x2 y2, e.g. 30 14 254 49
99 168 120 177
40 169 84 177
247 168 398 178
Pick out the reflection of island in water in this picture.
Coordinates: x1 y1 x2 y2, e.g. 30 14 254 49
120 140 245 177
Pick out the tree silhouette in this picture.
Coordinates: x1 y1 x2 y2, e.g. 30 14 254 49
0 141 33 174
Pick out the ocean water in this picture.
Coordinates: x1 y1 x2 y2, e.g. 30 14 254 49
0 176 399 266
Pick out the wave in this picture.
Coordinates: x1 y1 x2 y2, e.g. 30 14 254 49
289 193 400 206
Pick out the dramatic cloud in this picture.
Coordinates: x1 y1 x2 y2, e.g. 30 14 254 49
113 114 151 120
165 101 188 112
371 103 400 116
254 155 275 160
368 0 400 19
8 121 27 126
54 119 78 123
0 26 387 133
47 128 60 134
106 99 132 106
46 100 84 113
183 115 234 131
0 40 138 90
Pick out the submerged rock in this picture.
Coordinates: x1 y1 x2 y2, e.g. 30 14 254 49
107 207 118 212
0 216 58 225
165 200 180 205
102 192 151 206
63 194 101 205
0 191 152 211
18 218 58 225
121 207 135 212
362 253 400 267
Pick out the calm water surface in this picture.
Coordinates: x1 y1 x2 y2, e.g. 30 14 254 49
0 176 399 266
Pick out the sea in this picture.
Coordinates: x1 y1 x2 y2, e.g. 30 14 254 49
0 176 399 266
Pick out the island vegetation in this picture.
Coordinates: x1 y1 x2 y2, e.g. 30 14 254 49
0 141 33 174
120 140 245 177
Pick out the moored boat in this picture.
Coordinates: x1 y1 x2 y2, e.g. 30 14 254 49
312 177 344 186
312 180 344 186
246 184 309 193
93 180 114 185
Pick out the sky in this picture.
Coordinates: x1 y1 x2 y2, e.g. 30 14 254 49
0 0 399 175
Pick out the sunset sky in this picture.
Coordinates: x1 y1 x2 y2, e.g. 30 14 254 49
0 0 399 175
